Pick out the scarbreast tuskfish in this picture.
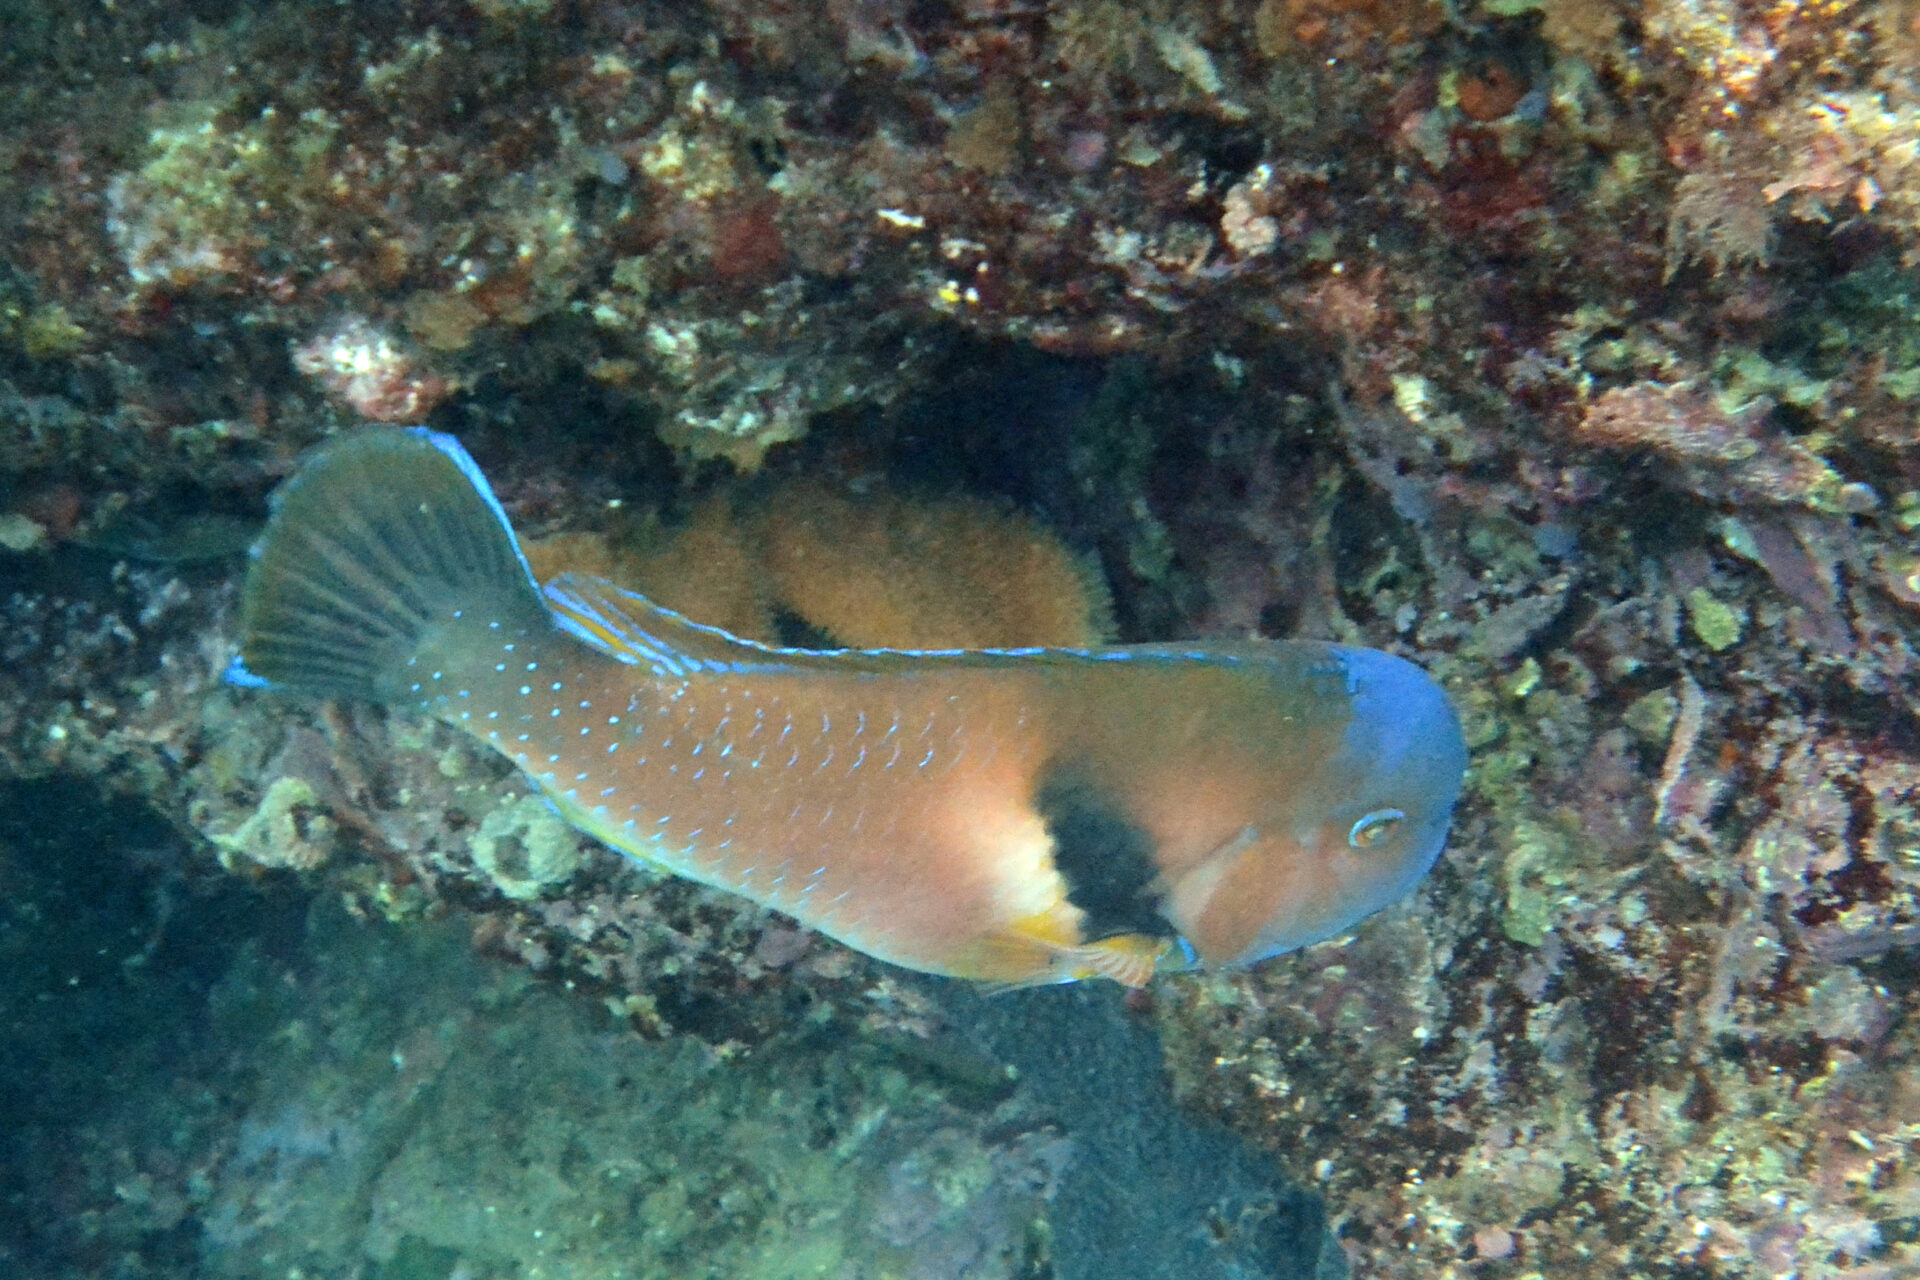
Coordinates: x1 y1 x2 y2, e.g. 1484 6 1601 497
231 429 1468 987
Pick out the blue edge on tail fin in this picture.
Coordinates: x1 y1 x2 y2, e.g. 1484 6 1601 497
225 428 524 692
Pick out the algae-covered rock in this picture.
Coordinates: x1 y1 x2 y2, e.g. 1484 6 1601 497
213 776 337 872
468 794 587 901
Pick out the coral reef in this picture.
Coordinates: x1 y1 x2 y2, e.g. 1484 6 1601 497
465 793 589 901
8 0 1920 1277
211 775 338 872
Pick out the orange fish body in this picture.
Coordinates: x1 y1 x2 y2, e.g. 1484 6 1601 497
235 431 1468 986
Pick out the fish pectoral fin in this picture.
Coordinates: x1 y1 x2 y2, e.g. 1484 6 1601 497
1056 934 1171 989
1160 824 1260 937
968 914 1170 989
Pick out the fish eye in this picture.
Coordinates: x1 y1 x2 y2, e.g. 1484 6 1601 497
1348 809 1406 849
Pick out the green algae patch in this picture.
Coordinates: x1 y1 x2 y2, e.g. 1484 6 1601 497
1685 587 1745 651
21 303 86 359
183 903 1058 1280
1623 687 1679 746
1499 815 1581 947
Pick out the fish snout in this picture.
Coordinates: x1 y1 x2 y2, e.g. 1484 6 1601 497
1255 645 1467 955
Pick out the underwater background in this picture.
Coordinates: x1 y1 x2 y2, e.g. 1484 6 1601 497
4 0 1920 1276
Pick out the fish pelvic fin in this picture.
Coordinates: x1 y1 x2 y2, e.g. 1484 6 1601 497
234 428 548 702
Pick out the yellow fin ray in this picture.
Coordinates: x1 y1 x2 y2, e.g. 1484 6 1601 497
1057 935 1171 988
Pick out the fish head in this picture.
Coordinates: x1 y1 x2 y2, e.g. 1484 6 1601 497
1165 645 1468 967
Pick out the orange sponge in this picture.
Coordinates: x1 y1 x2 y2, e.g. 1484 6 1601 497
524 477 1110 651
746 478 1110 650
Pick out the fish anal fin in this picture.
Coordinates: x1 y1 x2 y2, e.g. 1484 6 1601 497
953 909 1080 989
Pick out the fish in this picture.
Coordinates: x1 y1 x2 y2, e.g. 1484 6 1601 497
231 429 1468 987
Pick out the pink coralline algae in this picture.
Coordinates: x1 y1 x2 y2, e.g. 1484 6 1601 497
1577 381 1868 516
291 318 449 424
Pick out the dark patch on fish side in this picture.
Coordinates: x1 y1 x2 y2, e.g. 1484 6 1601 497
1035 762 1173 942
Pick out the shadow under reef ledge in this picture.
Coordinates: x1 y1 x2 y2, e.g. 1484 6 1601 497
937 979 1345 1280
1 770 1341 1280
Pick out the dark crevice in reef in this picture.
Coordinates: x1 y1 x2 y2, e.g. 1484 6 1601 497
0 773 307 1275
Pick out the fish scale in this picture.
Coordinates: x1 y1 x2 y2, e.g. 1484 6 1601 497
234 429 1469 986
411 615 1049 963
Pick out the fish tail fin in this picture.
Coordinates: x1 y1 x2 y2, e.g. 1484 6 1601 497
233 428 548 702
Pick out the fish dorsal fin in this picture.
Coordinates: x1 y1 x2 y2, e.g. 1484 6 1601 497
543 572 789 677
543 573 700 676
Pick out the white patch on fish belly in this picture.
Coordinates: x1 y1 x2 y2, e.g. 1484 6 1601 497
947 780 1062 922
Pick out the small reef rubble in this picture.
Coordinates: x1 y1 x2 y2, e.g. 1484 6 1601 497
5 2 1920 1278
